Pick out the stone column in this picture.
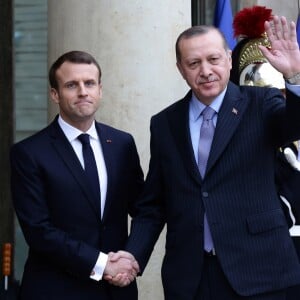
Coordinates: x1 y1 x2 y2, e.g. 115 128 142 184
256 0 298 22
48 1 190 299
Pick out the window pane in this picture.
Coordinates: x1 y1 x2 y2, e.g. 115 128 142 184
14 0 48 142
192 0 240 25
13 0 48 281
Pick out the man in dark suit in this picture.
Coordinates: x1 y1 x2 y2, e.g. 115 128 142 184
10 50 143 299
109 16 300 299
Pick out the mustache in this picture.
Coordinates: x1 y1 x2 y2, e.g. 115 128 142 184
197 75 218 84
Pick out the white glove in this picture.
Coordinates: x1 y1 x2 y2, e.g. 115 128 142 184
283 147 300 171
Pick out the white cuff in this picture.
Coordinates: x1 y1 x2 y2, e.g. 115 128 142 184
290 225 300 236
89 252 108 281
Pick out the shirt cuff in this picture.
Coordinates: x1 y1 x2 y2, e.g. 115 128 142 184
285 82 300 96
89 252 108 281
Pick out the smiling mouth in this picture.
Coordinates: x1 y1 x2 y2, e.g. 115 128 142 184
199 80 216 85
198 76 217 84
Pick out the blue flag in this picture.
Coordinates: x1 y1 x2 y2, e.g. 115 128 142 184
296 13 300 47
213 0 236 50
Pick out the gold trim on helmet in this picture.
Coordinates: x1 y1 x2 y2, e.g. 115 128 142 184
238 33 270 73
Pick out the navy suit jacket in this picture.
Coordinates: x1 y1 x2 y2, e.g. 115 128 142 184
10 117 144 300
126 82 300 300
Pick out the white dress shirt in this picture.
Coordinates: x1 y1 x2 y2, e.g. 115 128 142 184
58 116 108 281
189 88 226 161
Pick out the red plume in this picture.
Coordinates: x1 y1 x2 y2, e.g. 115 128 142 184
233 6 273 38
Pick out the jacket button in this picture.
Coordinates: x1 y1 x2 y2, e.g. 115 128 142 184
202 192 209 197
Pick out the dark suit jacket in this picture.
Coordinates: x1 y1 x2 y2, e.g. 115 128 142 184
10 117 144 300
126 82 300 300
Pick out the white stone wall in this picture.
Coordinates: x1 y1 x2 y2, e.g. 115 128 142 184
257 0 298 22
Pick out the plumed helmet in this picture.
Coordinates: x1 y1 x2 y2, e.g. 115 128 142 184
230 6 285 89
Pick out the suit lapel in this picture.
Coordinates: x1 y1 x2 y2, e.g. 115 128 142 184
49 119 101 218
96 123 116 222
206 82 248 176
167 91 202 184
168 84 249 183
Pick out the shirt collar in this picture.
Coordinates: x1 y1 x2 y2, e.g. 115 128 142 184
190 87 227 121
58 115 99 142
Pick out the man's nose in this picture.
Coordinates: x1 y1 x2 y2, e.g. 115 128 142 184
78 82 88 95
200 62 212 76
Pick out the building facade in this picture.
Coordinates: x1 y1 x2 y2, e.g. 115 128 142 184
0 0 299 299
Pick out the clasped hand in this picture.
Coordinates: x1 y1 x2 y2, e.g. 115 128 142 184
103 250 139 287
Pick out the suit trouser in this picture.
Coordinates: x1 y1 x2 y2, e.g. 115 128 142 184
195 253 286 300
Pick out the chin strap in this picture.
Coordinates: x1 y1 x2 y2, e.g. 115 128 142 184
284 147 300 171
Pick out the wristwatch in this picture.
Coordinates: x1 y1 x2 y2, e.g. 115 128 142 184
285 72 300 84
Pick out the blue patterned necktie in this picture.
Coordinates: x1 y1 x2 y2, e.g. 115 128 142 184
198 106 216 252
198 106 216 177
78 134 101 213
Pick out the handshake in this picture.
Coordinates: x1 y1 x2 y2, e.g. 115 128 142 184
103 251 140 287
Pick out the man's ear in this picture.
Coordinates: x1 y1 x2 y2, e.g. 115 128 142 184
226 49 232 71
50 88 59 104
99 83 103 98
176 61 185 79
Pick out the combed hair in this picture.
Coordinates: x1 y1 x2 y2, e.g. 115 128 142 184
175 25 229 62
49 51 102 89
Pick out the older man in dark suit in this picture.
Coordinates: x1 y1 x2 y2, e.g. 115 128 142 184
108 16 300 300
10 51 143 299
